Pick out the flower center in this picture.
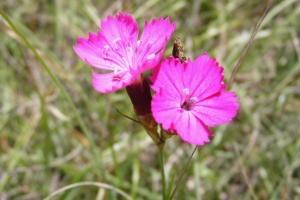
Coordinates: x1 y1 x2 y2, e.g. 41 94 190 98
103 38 155 81
102 38 134 80
180 88 198 111
181 101 192 110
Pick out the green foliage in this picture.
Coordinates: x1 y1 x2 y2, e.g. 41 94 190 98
1 0 300 199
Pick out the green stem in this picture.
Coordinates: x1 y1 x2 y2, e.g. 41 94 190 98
0 11 99 162
158 143 166 200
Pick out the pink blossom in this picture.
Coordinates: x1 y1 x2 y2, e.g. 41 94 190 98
150 54 239 145
74 12 176 93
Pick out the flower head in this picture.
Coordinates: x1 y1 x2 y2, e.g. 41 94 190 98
150 54 239 145
74 12 176 93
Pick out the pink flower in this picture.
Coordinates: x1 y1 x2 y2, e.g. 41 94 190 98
74 12 176 93
150 54 239 145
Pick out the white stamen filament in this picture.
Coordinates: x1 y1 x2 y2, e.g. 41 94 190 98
103 45 109 58
147 53 155 60
113 38 121 44
122 57 129 68
137 40 140 49
127 46 133 67
113 65 126 76
183 88 189 95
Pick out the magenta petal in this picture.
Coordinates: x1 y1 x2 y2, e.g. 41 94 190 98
150 56 184 97
137 44 166 74
92 70 136 93
74 32 117 70
173 112 212 145
151 90 181 129
193 91 239 126
187 53 224 100
101 12 139 50
137 17 176 65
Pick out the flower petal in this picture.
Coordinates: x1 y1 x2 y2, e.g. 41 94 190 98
74 31 119 70
101 12 139 50
137 44 166 74
92 70 136 93
193 91 239 126
151 89 181 129
150 56 184 99
173 112 212 145
137 17 176 67
187 53 224 100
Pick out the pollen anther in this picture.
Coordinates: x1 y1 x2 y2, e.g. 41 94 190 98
183 88 189 95
147 53 155 60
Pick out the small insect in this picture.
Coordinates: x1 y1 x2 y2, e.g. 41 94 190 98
172 37 187 63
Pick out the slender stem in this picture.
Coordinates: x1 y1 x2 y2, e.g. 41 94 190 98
170 146 198 200
226 0 272 89
158 143 166 200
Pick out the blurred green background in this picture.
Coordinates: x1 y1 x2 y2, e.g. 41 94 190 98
1 0 300 199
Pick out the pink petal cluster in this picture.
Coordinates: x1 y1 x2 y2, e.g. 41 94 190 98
74 12 176 93
150 54 239 145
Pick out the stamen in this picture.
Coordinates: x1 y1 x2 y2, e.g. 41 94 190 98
147 53 155 60
183 88 189 95
137 40 140 49
114 67 118 75
180 90 197 111
190 97 198 103
103 45 109 58
113 38 121 44
127 46 133 57
126 46 133 67
122 57 129 68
